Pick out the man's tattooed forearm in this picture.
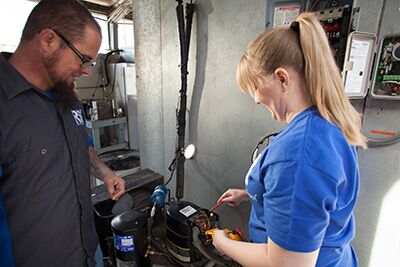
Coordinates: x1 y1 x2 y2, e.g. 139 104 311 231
91 162 105 180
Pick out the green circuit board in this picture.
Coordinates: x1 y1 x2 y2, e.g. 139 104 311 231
373 35 400 97
375 37 400 83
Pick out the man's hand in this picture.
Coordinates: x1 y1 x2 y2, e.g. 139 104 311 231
103 173 125 201
88 147 126 201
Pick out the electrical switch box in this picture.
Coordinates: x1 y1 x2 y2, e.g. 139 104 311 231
342 32 376 99
371 34 400 99
265 0 400 100
342 32 400 100
310 0 354 71
266 0 306 28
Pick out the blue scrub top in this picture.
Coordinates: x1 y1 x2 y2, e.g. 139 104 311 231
246 106 359 267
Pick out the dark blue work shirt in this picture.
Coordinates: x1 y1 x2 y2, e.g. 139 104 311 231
0 92 93 267
0 52 98 267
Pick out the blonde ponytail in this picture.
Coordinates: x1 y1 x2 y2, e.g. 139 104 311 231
296 12 366 148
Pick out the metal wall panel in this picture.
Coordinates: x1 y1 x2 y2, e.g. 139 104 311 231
133 1 400 266
352 1 400 266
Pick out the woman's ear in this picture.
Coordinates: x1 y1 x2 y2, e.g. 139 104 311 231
274 68 289 85
274 68 290 92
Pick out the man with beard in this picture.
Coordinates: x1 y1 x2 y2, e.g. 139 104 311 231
0 0 126 266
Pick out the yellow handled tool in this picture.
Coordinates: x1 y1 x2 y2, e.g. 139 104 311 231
205 228 243 242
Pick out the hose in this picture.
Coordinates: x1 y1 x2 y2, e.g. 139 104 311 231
366 131 400 147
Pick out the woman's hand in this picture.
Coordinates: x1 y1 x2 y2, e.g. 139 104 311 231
212 229 230 253
218 188 249 207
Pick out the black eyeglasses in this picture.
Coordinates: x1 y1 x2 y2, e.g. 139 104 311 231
52 29 96 69
251 132 280 163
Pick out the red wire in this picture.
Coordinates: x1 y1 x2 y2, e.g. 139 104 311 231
210 201 248 241
237 205 248 241
311 0 319 11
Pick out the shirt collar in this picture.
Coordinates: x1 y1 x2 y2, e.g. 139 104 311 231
272 106 317 142
0 52 35 100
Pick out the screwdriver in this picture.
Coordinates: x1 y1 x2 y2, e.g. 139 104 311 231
210 200 223 212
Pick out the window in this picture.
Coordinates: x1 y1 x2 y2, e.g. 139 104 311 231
93 14 111 53
117 18 134 54
0 0 36 52
0 1 110 53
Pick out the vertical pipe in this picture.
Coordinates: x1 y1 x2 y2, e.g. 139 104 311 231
175 1 195 200
175 0 187 200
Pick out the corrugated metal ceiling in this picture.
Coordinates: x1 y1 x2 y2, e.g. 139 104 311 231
83 0 132 18
83 0 120 6
27 0 131 19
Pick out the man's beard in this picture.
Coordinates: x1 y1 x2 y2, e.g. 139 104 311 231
44 53 78 109
53 80 78 109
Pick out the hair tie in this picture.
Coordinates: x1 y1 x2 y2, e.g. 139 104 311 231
290 21 300 33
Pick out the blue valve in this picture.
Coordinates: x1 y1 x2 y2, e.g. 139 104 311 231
150 185 168 208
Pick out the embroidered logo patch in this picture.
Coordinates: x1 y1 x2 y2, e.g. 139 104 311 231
71 109 84 126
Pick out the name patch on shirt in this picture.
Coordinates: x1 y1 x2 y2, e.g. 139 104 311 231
71 109 84 126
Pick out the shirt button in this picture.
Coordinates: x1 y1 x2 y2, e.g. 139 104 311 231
41 148 47 155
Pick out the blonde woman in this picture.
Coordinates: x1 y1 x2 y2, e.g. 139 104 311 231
213 13 366 267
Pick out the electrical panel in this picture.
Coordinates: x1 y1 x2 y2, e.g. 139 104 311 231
342 33 400 100
306 1 400 100
371 34 400 99
266 0 354 69
265 0 400 100
310 0 354 71
265 1 307 28
342 32 376 99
